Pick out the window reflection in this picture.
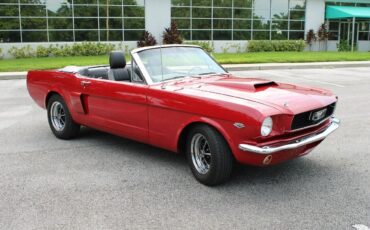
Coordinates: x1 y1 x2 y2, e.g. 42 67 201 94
171 0 306 41
0 0 145 43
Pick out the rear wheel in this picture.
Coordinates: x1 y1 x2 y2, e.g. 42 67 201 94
186 124 234 186
47 94 80 139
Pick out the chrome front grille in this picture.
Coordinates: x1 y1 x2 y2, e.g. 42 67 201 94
291 103 336 130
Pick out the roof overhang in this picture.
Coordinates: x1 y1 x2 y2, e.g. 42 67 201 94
326 6 370 19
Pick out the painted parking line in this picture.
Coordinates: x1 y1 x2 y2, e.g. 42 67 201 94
352 224 370 230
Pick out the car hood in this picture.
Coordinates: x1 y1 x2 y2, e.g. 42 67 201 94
171 76 337 114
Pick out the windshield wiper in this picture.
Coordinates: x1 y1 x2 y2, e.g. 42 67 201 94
163 75 203 82
163 75 187 82
198 72 217 75
197 72 228 77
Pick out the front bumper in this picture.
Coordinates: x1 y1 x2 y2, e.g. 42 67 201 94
239 117 340 155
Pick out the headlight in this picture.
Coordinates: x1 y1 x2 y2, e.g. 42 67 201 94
261 117 273 137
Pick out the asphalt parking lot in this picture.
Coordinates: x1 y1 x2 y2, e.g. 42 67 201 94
0 67 369 229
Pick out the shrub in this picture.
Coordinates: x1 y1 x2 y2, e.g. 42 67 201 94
48 42 115 57
247 40 305 52
337 40 352 52
76 42 115 56
8 45 35 58
137 31 157 47
48 44 69 57
0 47 3 59
317 23 329 42
163 21 183 44
306 29 317 46
184 41 214 53
36 46 50 57
7 42 117 59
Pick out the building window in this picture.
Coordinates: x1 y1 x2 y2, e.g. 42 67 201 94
0 0 145 43
171 0 306 41
326 1 370 41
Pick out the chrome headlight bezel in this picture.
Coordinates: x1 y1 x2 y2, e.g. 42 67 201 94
261 117 273 137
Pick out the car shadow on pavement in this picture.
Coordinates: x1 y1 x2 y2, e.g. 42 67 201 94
231 158 328 184
78 127 187 166
78 127 334 190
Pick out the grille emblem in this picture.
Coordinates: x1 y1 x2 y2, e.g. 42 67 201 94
311 108 327 122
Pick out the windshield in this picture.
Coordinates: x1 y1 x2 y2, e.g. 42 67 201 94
136 46 226 83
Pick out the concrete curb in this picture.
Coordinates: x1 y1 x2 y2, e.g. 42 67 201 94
1 61 370 80
0 72 28 80
223 61 370 71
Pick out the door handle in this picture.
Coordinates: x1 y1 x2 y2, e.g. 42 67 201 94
81 81 91 87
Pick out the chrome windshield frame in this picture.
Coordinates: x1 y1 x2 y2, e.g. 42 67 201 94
131 52 154 85
130 44 226 85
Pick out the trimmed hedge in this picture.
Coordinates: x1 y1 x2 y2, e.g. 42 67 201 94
248 40 306 52
8 45 35 59
8 42 117 59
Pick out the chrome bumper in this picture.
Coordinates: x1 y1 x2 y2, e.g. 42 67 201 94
239 118 340 155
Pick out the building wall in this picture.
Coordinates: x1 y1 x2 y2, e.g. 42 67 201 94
2 0 370 57
305 0 326 35
145 0 171 43
358 41 370 51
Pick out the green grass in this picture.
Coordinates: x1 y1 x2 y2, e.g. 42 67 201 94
0 55 129 72
213 52 370 64
1 52 370 72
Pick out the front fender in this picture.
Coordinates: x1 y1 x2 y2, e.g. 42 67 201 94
175 116 238 156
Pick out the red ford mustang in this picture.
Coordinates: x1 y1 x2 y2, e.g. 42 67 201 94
27 45 340 185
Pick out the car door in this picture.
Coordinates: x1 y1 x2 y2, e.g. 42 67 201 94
78 76 149 143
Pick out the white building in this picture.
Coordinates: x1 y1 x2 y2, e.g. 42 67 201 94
0 0 369 54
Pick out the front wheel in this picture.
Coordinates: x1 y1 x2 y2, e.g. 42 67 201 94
47 94 80 139
186 125 234 186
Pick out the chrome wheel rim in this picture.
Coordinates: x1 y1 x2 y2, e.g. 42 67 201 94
50 101 66 131
190 133 212 174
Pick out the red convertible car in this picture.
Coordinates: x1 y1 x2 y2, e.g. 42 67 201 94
27 45 340 185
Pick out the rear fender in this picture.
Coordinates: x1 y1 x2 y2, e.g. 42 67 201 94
45 74 84 116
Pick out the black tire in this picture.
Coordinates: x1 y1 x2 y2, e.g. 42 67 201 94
47 94 80 140
186 124 234 186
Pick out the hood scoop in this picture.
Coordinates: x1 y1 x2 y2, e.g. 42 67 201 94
204 78 278 91
253 81 278 89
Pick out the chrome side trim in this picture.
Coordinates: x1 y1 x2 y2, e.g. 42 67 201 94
239 117 340 155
